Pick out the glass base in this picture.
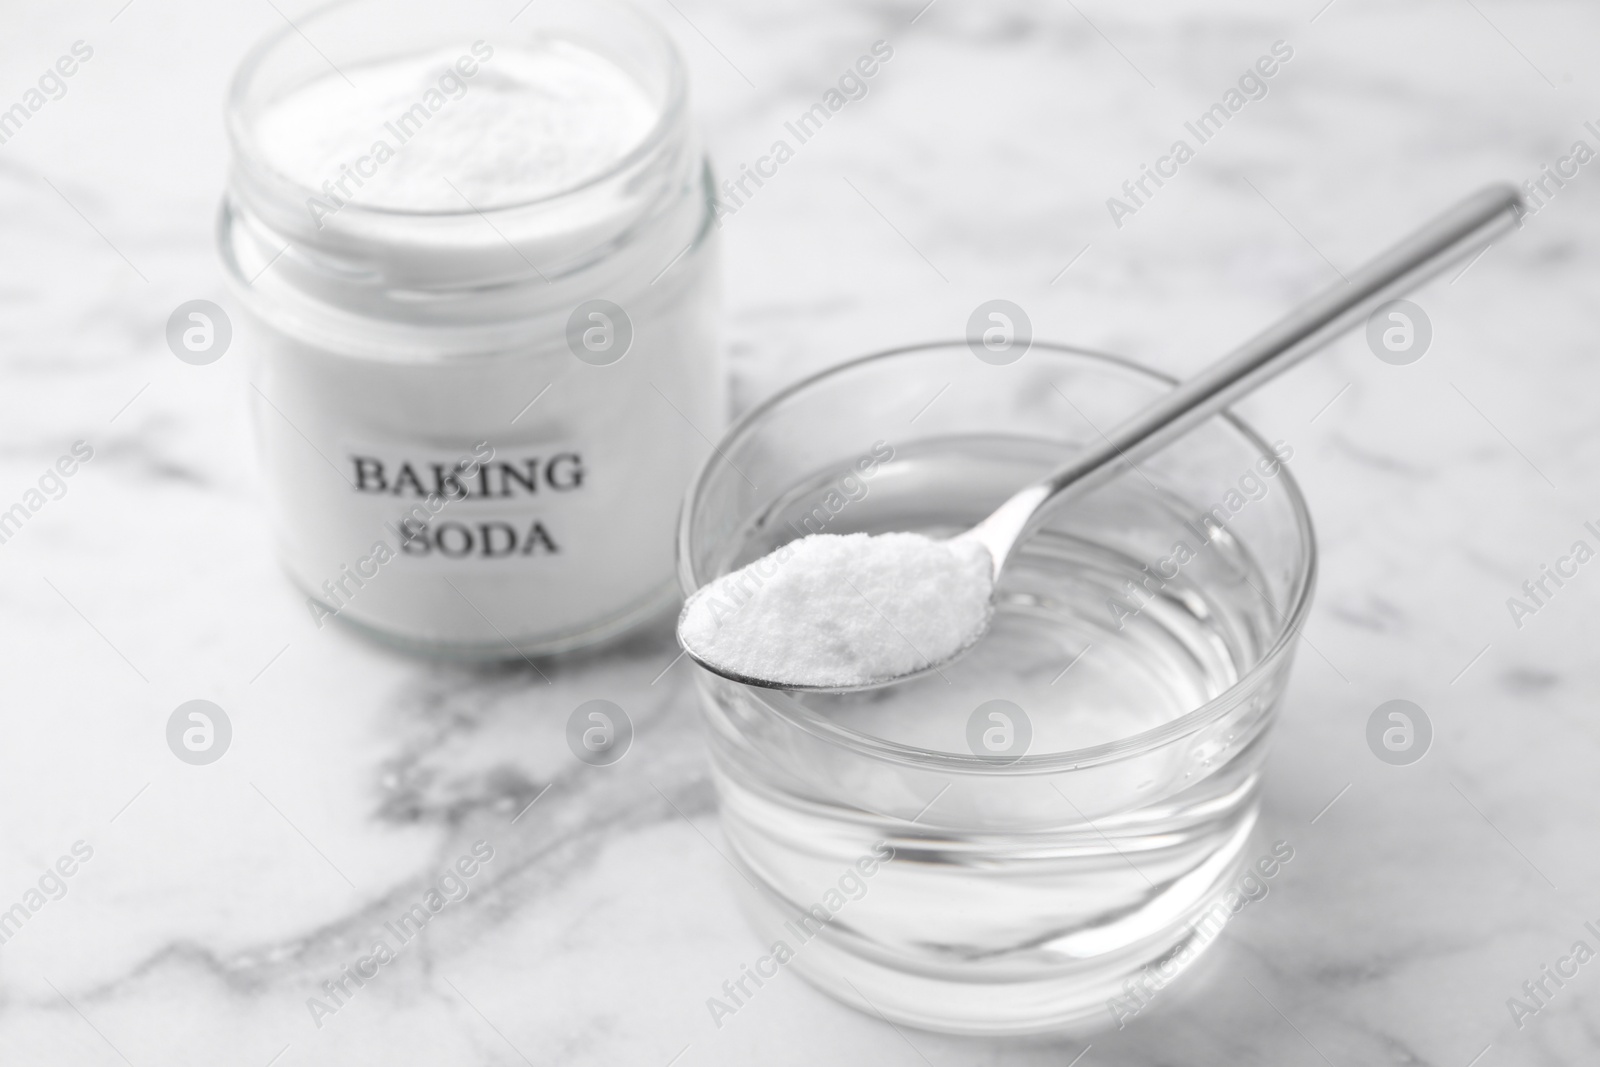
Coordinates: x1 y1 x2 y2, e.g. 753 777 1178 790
722 813 1258 1037
298 571 681 661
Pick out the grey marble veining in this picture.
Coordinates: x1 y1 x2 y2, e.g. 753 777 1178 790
0 0 1597 1063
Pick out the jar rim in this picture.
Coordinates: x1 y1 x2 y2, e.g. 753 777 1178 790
675 341 1320 773
224 0 689 222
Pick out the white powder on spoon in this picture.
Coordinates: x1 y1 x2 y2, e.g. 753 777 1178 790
679 533 995 689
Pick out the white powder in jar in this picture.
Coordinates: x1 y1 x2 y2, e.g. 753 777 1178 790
253 39 658 211
679 533 995 689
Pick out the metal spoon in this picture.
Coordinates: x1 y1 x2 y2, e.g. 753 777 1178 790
683 184 1525 692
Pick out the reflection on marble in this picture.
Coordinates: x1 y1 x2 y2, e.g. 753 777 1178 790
1 0 1598 1063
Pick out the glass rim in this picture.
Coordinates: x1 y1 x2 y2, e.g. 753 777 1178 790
224 0 689 222
676 340 1320 773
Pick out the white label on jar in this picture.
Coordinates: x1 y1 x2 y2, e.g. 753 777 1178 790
339 439 589 569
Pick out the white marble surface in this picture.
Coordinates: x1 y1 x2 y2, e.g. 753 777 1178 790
1 0 1598 1063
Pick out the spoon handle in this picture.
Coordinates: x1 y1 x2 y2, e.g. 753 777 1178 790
1020 183 1523 540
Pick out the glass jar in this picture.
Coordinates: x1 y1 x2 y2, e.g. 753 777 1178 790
220 0 720 657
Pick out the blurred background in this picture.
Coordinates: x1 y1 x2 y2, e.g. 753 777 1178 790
0 0 1594 1063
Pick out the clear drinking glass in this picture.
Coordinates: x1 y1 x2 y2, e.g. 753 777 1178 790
677 342 1316 1035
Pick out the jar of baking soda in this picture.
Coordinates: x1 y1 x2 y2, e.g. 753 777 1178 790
219 0 721 656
